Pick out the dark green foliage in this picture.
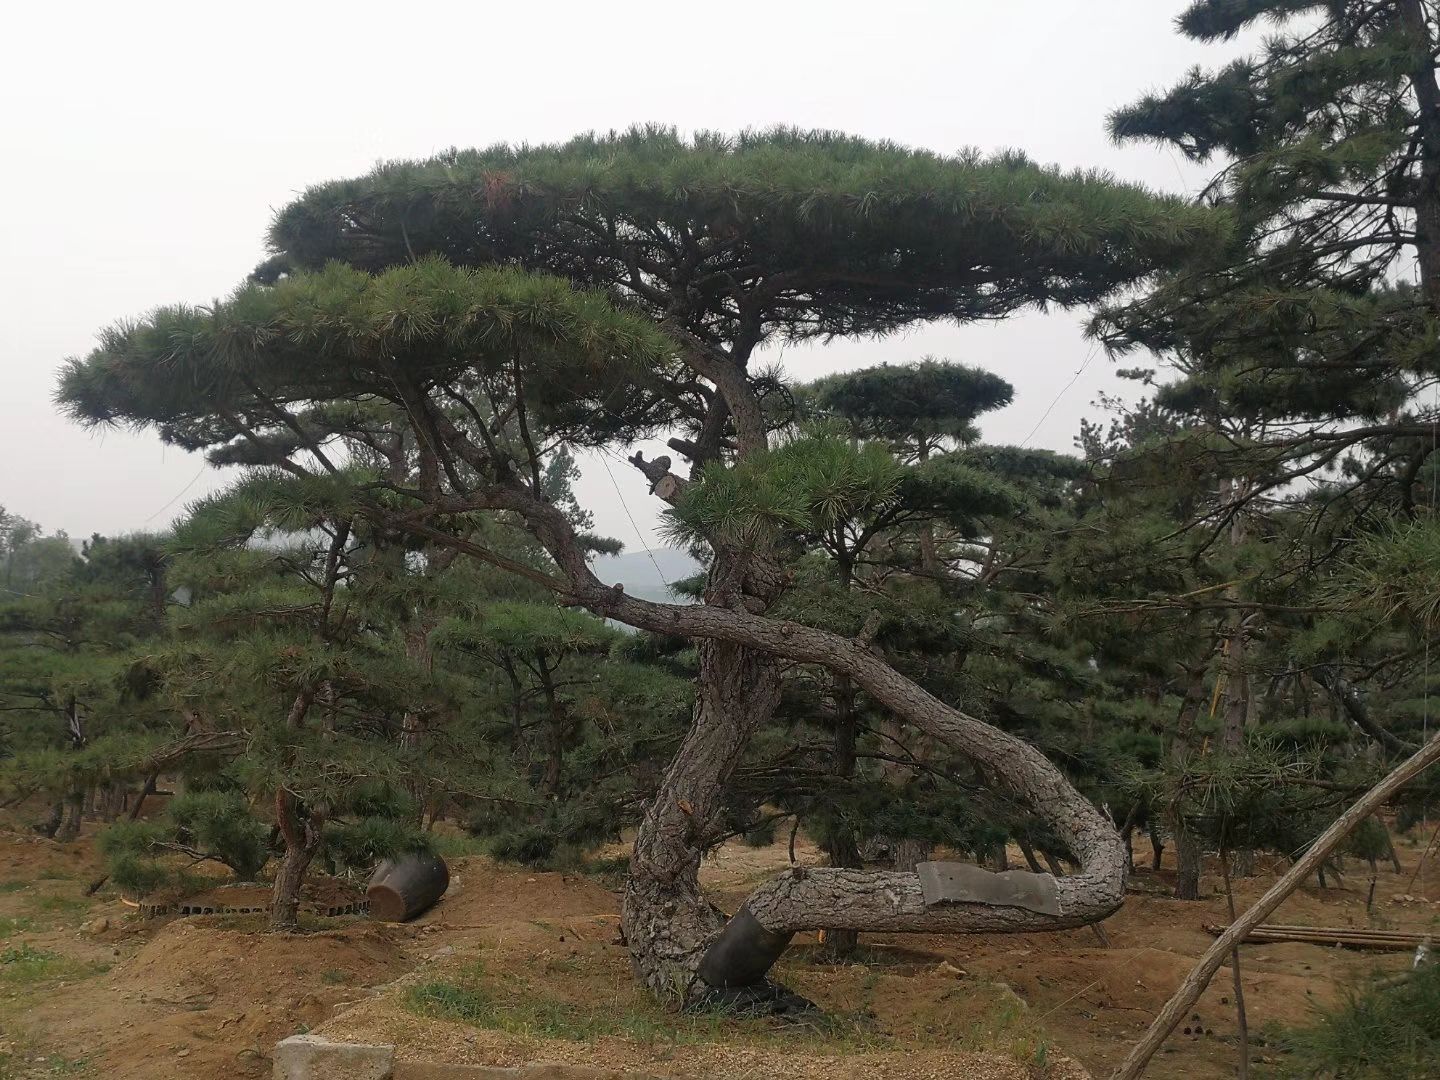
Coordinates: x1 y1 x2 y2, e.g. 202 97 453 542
168 791 269 879
58 258 677 456
1271 963 1440 1078
97 790 268 886
321 815 429 875
268 127 1224 341
807 359 1013 453
1099 0 1440 526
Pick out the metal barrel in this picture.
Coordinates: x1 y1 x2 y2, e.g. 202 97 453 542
366 852 450 921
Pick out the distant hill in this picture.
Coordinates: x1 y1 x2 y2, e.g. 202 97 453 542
590 548 701 603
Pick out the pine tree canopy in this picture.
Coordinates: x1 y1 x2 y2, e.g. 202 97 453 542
57 258 677 457
264 127 1227 344
806 358 1014 451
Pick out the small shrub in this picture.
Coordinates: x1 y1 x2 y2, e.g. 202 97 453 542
430 832 488 859
742 819 779 848
1270 963 1440 1078
107 852 169 894
169 790 269 879
489 825 560 867
409 979 495 1025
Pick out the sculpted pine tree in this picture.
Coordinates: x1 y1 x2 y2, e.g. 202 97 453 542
61 129 1223 1000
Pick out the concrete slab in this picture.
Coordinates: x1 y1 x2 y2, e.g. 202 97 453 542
273 1034 395 1080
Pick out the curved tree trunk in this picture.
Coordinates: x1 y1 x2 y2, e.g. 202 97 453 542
271 788 325 931
584 585 1129 993
383 448 1130 999
622 637 782 997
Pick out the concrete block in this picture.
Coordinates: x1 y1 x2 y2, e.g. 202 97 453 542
273 1034 395 1080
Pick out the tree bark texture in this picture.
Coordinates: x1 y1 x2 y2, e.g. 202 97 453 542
270 788 325 932
621 635 783 997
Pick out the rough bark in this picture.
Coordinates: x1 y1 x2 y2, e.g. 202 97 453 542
892 836 933 874
1169 665 1209 901
1174 828 1204 901
271 683 320 931
271 788 325 931
54 792 84 843
622 636 782 996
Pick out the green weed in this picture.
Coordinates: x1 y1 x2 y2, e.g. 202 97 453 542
28 895 87 920
1266 963 1440 1078
406 961 883 1049
0 916 34 937
0 945 65 985
429 833 489 859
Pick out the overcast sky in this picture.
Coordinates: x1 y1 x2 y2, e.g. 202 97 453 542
1 1 1248 550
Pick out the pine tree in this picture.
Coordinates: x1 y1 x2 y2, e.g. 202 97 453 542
59 129 1225 1001
0 529 176 840
1100 0 1440 527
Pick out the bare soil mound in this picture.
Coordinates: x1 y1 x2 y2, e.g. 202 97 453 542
27 918 415 1079
6 819 1440 1079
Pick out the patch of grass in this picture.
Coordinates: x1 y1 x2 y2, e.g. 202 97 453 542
430 833 489 859
405 961 883 1049
0 881 30 895
0 945 66 985
0 945 107 989
1267 964 1440 1078
0 1049 92 1079
0 917 33 937
28 895 87 920
320 969 352 986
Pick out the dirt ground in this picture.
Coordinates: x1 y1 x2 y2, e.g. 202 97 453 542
2 812 1438 1079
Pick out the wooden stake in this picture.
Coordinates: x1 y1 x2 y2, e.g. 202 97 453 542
1219 848 1249 1080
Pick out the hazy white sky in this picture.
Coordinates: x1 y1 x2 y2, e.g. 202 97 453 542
1 1 1246 549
